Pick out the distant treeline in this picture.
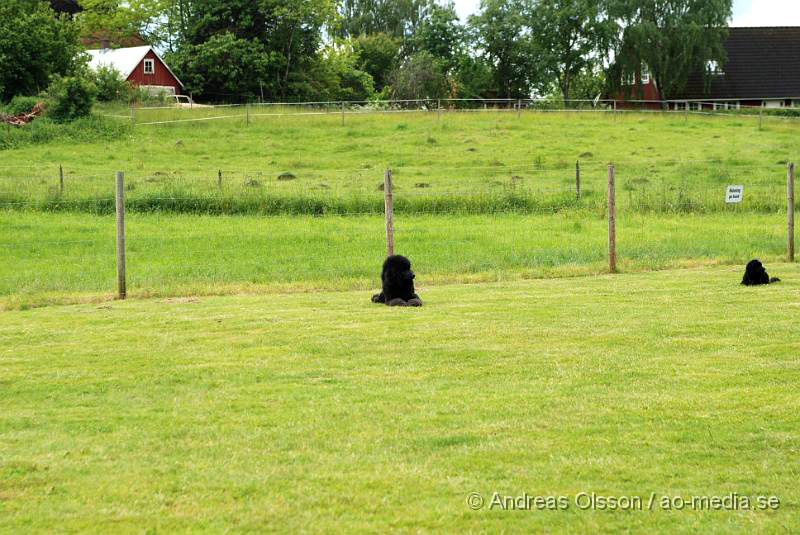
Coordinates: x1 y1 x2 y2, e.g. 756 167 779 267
3 0 732 105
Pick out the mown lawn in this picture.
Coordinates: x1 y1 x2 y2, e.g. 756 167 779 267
1 265 798 533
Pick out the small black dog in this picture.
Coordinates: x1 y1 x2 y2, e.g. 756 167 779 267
371 255 422 307
741 259 780 286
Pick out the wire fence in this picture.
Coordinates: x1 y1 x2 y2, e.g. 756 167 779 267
94 97 800 127
0 161 796 304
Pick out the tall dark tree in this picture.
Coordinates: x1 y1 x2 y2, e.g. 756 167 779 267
352 32 402 91
409 1 464 74
529 0 615 104
470 0 540 99
167 0 336 100
0 0 83 101
337 0 433 38
609 0 732 103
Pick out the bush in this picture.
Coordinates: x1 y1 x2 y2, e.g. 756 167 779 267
5 96 42 116
47 76 97 122
90 65 130 102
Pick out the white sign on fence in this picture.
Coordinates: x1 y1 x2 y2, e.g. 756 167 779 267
726 185 744 204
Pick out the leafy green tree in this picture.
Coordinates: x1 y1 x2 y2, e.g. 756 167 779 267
168 0 336 101
409 1 464 74
76 0 165 46
388 51 450 101
469 0 540 99
0 0 83 101
528 0 615 104
305 45 376 101
352 33 402 91
609 0 732 103
167 32 272 101
337 0 433 39
567 67 606 101
453 55 495 99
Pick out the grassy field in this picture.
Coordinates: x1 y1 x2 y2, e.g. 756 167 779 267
1 266 799 534
1 106 798 533
1 108 797 213
0 210 790 309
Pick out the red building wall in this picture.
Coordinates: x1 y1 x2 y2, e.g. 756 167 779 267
614 79 663 109
126 50 182 94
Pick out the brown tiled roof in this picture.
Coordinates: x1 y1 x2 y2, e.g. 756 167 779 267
674 27 800 100
81 33 148 50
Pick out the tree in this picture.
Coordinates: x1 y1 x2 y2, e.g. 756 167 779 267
75 0 165 46
609 0 732 103
469 0 540 99
528 0 615 104
168 33 272 101
0 0 83 101
409 1 464 74
388 51 450 101
305 44 376 102
352 33 402 91
452 55 494 99
168 0 336 101
336 0 433 39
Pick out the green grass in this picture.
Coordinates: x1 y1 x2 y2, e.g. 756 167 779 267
1 266 799 533
0 210 790 309
1 108 797 214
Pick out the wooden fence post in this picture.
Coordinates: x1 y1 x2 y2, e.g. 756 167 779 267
246 103 250 126
608 164 617 273
115 171 127 299
517 99 522 118
218 170 222 189
576 160 581 200
789 162 795 262
59 165 64 194
341 101 345 126
384 169 394 257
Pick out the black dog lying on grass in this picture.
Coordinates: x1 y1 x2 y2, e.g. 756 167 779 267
741 259 781 286
371 255 423 307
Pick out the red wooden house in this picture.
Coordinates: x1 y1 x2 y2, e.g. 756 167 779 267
614 27 800 110
87 46 183 96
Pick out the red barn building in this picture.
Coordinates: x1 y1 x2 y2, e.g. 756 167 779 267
87 46 183 96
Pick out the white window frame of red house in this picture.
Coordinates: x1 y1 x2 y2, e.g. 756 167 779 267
706 60 724 76
640 64 650 84
622 72 635 86
144 59 155 75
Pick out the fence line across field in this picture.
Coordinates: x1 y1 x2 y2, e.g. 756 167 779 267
0 158 792 176
1 163 795 300
119 97 800 127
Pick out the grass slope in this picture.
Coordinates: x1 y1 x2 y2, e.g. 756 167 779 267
1 266 798 533
1 110 797 213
